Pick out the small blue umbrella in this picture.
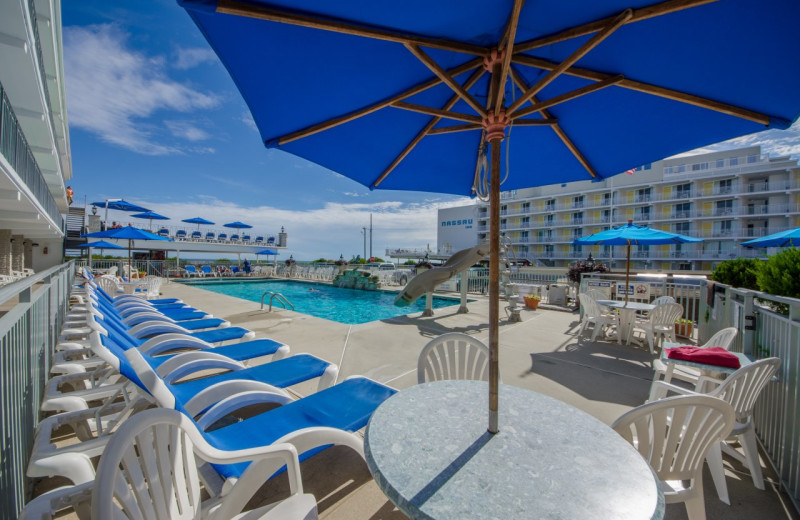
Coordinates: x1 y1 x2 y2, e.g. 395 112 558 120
131 211 170 231
741 227 800 248
255 248 278 255
82 227 172 276
182 217 216 231
223 221 253 229
574 221 702 302
90 200 150 212
77 240 125 249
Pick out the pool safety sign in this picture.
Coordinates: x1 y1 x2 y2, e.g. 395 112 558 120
616 282 651 300
586 280 612 299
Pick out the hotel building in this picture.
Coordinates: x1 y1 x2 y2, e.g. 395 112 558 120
0 0 71 277
437 146 800 272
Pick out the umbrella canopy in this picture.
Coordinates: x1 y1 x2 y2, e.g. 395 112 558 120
180 0 800 433
223 221 253 229
741 227 800 248
90 200 150 212
574 222 702 302
254 248 278 255
131 211 170 231
82 227 172 278
182 217 216 231
76 240 125 249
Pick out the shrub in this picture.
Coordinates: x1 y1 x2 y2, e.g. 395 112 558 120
709 257 761 290
756 248 800 299
566 260 609 284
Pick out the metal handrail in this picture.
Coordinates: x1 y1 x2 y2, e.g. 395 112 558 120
260 291 294 311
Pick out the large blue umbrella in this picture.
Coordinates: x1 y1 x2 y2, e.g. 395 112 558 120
180 0 800 433
741 227 800 248
182 217 216 231
90 200 150 212
77 240 125 265
223 221 253 229
131 211 170 231
82 227 172 278
573 222 702 302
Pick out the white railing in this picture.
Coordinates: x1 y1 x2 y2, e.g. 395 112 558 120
0 261 75 518
698 281 800 512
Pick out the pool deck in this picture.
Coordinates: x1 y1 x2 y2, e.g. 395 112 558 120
151 278 798 520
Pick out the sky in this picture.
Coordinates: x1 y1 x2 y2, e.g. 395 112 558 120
61 1 800 261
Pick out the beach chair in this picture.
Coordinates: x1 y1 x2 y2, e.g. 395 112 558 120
649 358 781 505
418 333 491 383
190 230 202 241
267 236 276 245
612 395 735 520
200 265 217 277
184 265 201 277
242 234 251 244
230 233 241 243
218 232 228 242
205 231 216 241
175 229 187 241
255 236 264 244
230 266 242 276
157 228 170 238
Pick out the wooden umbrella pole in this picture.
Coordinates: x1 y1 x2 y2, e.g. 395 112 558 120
624 242 631 304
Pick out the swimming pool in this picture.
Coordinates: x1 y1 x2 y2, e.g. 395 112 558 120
189 280 462 324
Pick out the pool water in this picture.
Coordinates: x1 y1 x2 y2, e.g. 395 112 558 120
190 280 461 324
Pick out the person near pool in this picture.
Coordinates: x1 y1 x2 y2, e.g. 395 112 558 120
243 258 251 275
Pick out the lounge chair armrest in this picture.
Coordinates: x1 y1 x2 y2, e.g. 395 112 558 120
648 380 697 402
189 383 293 426
18 482 94 520
122 313 175 327
138 333 213 355
56 341 91 352
159 355 245 383
696 374 725 393
127 321 189 339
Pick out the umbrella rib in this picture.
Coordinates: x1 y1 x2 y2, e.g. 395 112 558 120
216 0 488 56
495 0 526 117
514 55 772 125
427 124 483 135
372 67 485 189
512 75 624 119
507 9 633 115
514 0 719 53
509 67 598 178
276 59 482 145
405 44 487 118
390 102 483 125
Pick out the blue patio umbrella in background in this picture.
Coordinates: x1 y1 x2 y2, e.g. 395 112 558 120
82 227 172 278
180 0 800 433
182 217 216 231
77 240 125 264
91 199 150 226
131 211 170 231
223 221 253 229
574 221 703 303
255 248 279 264
742 227 800 248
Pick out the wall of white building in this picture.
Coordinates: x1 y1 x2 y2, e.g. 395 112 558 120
437 206 479 254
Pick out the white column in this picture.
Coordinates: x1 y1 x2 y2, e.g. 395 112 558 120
23 240 33 269
0 230 11 275
11 235 24 272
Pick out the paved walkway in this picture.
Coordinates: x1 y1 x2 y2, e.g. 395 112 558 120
153 280 799 520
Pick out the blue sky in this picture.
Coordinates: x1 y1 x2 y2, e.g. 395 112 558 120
62 1 800 260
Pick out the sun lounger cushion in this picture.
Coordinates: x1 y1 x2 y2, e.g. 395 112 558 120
202 377 396 479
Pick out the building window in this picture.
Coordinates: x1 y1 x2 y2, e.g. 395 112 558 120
692 162 709 171
676 183 692 198
730 157 739 166
674 202 691 218
674 222 690 234
747 154 758 163
546 214 554 226
676 164 686 173
642 163 652 170
572 195 584 209
636 188 651 203
665 166 674 174
602 192 611 205
545 199 555 211
715 199 733 216
715 159 725 168
572 212 583 225
522 202 530 213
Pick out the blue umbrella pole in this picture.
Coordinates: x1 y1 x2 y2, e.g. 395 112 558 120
625 243 631 304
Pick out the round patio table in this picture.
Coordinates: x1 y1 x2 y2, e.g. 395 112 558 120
365 380 664 520
596 300 656 345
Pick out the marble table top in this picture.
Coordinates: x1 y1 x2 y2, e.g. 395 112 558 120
364 380 664 520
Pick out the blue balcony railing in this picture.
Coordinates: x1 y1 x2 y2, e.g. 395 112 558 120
0 81 63 229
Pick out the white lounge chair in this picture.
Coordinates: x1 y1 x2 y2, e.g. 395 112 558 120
650 327 738 389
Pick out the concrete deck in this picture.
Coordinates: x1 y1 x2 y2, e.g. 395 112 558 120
153 279 798 520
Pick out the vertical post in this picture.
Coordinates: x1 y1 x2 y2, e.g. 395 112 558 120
458 270 469 313
624 243 631 304
370 213 373 259
742 290 756 356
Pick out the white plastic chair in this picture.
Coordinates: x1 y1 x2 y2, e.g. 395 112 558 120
651 295 676 306
612 394 735 520
418 332 490 383
95 276 121 295
651 327 739 388
143 275 162 299
649 357 781 505
578 293 618 342
629 302 684 354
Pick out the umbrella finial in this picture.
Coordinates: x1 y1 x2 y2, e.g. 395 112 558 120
482 110 510 142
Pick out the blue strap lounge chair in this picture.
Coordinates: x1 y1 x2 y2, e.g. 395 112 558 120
255 236 264 244
190 231 202 241
184 265 201 277
267 236 275 245
218 233 228 242
157 228 170 238
230 266 242 276
230 234 240 243
200 265 216 277
176 230 187 241
205 231 216 241
242 234 251 244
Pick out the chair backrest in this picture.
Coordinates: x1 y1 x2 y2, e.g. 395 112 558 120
648 302 684 327
585 289 608 302
418 332 490 384
651 295 676 306
230 234 240 241
143 276 162 298
92 408 309 520
176 229 187 238
96 276 120 294
205 232 215 240
158 228 169 237
185 265 198 274
255 236 264 243
711 357 781 423
702 327 738 350
612 394 735 482
578 293 602 319
107 266 118 276
218 233 228 241
191 231 202 239
243 234 251 241
267 236 275 244
201 265 213 274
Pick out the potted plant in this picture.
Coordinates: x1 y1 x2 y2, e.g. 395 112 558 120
675 318 694 338
523 294 541 310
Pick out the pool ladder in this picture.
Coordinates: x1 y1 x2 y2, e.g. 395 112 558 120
260 291 295 311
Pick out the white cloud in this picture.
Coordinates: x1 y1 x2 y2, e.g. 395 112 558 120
116 195 474 260
240 111 258 132
164 120 211 141
671 120 800 159
64 24 220 155
173 47 217 70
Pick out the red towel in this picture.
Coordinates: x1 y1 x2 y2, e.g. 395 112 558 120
666 346 741 369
